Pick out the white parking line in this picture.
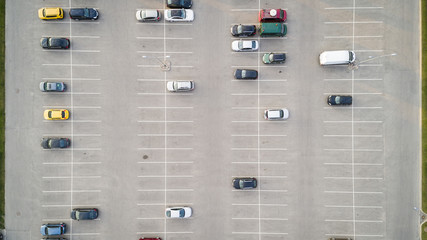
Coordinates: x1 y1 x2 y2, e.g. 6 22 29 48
231 9 260 11
72 36 100 39
137 92 193 95
42 106 101 108
71 50 101 53
232 148 287 151
64 233 101 236
137 232 193 234
137 65 193 68
324 21 383 24
231 93 287 96
324 177 383 180
138 106 193 109
324 78 382 81
232 218 288 221
42 133 101 137
232 162 287 165
42 77 101 81
325 219 383 223
137 189 193 192
324 148 382 152
138 120 193 123
232 232 288 235
42 204 100 207
354 50 384 52
137 51 193 54
323 120 382 123
138 148 192 150
232 79 287 82
324 35 382 39
323 92 382 95
323 134 382 137
137 37 192 40
325 205 382 209
231 65 286 68
324 163 383 166
41 21 100 25
232 190 288 192
137 78 193 82
325 191 383 194
138 134 193 137
138 161 193 164
325 234 384 237
43 162 101 165
232 121 287 123
359 64 383 67
325 6 383 9
137 175 193 178
137 203 193 206
43 190 101 193
232 203 288 206
232 134 287 137
136 23 193 26
136 217 164 220
42 63 100 67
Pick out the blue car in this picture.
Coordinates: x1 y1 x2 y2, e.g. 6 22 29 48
40 223 66 236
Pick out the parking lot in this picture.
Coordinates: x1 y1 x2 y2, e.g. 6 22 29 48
5 0 421 239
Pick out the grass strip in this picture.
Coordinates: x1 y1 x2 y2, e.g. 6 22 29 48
0 0 5 230
422 0 427 238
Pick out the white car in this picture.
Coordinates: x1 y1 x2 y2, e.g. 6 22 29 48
164 9 194 22
165 207 192 218
264 109 289 120
167 81 194 92
136 9 161 21
231 40 259 52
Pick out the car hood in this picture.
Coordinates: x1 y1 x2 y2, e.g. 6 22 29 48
41 138 49 148
40 38 48 48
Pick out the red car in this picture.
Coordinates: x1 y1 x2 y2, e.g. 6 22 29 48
259 9 286 22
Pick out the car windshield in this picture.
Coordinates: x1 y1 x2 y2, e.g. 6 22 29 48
84 8 90 17
179 209 185 217
61 111 65 118
171 10 184 18
335 96 341 104
237 25 243 33
166 210 171 217
48 111 52 118
239 180 245 189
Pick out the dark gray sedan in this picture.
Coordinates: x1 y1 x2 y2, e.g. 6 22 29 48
40 37 70 49
234 69 258 80
71 208 98 220
69 8 99 20
232 177 257 189
41 138 71 149
328 95 352 105
166 0 192 8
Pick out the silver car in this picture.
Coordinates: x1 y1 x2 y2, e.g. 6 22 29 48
136 9 161 21
164 9 194 22
264 109 289 120
231 40 259 52
167 81 194 92
165 207 192 218
40 82 66 92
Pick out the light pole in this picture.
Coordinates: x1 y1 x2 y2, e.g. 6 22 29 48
349 53 397 70
142 55 171 71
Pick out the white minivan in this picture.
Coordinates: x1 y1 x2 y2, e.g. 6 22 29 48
319 50 356 65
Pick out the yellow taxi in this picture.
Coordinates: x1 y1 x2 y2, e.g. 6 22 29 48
44 109 69 120
38 7 64 20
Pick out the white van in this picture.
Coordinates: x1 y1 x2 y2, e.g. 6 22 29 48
319 50 356 65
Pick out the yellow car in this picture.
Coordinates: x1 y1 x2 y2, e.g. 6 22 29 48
38 7 64 20
44 109 69 120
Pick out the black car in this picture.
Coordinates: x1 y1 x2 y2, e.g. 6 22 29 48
69 8 99 20
231 24 256 37
71 208 98 220
40 37 70 49
328 95 353 106
41 138 71 149
232 177 257 189
166 0 192 8
262 52 286 64
234 69 258 80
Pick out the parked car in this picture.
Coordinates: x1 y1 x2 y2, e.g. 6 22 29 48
259 9 287 22
40 223 66 236
230 24 256 37
264 109 289 120
165 207 192 218
136 9 161 21
44 109 69 120
164 9 194 22
40 37 70 49
234 69 258 79
40 82 66 92
38 8 64 20
319 50 356 65
69 8 99 20
166 0 193 8
232 178 257 189
71 208 98 220
231 40 259 52
327 95 352 105
41 138 71 149
167 81 194 92
262 53 286 64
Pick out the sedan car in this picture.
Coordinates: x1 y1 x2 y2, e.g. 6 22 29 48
136 9 161 21
165 207 192 218
71 208 98 220
231 40 259 52
40 223 66 236
230 24 256 37
327 95 352 105
262 53 286 64
167 81 194 92
38 7 64 20
44 109 69 120
232 177 257 189
166 0 193 8
40 37 70 49
69 8 99 20
264 109 289 120
234 69 258 80
41 138 71 149
40 82 66 92
164 9 194 22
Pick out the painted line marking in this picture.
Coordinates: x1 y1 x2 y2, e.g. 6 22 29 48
325 205 382 208
324 191 383 194
323 134 382 137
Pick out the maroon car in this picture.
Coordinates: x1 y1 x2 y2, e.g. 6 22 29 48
259 9 287 22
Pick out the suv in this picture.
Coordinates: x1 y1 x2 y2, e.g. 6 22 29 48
259 9 286 22
69 8 99 20
230 24 256 37
264 109 289 120
259 22 286 37
262 53 286 64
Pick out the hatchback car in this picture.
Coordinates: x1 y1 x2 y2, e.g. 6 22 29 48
69 8 99 20
41 138 71 149
40 37 70 49
164 9 194 22
38 8 64 20
262 53 286 64
167 81 194 92
166 0 193 8
40 223 66 236
44 109 69 120
136 9 161 21
230 24 256 37
264 109 289 120
328 95 352 105
165 207 192 218
259 9 287 22
232 177 257 189
234 69 258 80
71 208 98 220
232 40 259 52
40 82 66 92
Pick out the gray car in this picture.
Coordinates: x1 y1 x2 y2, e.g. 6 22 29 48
71 208 98 220
40 82 66 92
136 9 161 21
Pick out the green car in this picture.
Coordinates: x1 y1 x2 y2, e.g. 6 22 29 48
262 53 286 64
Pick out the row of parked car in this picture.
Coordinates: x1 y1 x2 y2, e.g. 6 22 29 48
136 0 194 22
